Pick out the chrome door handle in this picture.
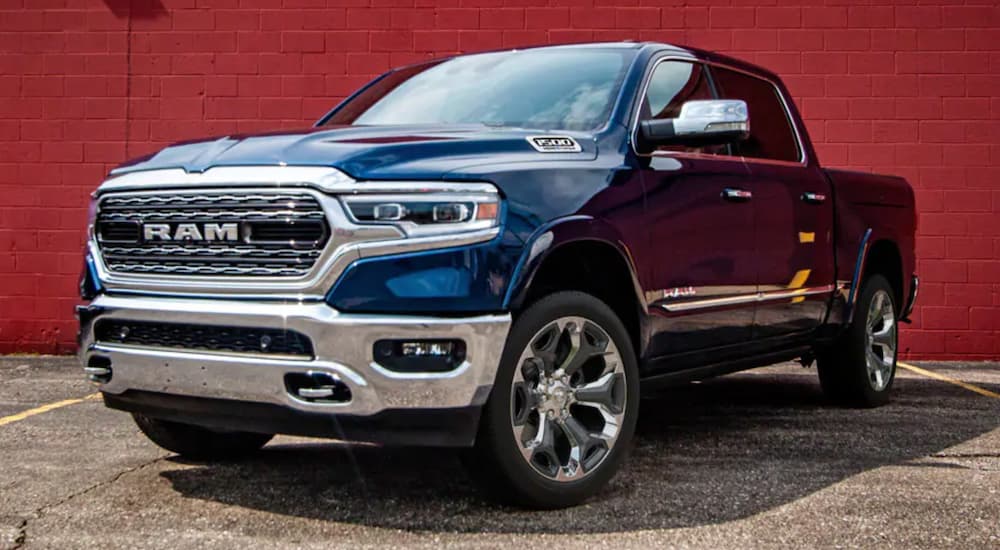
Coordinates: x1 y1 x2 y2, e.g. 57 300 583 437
801 191 827 204
722 188 752 202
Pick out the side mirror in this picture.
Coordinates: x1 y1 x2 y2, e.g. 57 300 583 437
637 99 750 153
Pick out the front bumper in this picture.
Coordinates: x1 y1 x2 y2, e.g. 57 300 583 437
78 294 511 445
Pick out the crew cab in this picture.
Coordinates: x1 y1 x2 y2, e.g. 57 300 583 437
78 42 918 508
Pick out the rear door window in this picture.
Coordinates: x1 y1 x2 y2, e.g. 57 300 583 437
710 67 801 163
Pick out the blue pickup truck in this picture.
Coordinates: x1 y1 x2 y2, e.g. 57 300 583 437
78 42 917 508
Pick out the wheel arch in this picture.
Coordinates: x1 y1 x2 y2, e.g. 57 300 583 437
863 239 904 314
504 217 647 358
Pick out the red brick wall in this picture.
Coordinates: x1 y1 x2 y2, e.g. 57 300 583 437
1 0 998 358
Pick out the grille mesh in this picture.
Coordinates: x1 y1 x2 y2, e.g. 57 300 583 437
95 320 314 358
95 191 329 277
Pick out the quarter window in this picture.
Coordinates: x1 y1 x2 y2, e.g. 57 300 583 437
711 67 801 163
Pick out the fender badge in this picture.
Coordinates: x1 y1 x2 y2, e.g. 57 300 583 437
663 286 696 299
527 136 582 153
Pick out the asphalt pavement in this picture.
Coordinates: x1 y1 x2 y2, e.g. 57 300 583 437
1 356 997 549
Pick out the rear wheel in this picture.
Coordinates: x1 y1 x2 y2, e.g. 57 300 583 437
133 414 273 461
818 274 898 407
470 291 639 509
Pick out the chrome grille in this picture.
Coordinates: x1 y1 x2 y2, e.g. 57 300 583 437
95 191 329 277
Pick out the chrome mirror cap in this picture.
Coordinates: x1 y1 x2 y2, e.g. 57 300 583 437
673 99 749 137
637 99 750 153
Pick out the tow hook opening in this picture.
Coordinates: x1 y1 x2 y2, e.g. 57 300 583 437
285 371 352 403
85 356 113 384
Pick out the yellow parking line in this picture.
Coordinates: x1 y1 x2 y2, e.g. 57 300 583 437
0 393 100 428
897 362 999 400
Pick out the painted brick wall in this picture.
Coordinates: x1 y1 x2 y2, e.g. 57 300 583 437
1 0 998 358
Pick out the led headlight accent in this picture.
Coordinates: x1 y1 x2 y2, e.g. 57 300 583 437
341 186 500 238
373 203 406 221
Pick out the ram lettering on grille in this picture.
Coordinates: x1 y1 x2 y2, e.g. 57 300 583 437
143 223 239 242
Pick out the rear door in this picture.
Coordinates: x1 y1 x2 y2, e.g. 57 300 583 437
710 66 835 339
636 58 758 361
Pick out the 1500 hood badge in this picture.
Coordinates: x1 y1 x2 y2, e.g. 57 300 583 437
527 136 582 153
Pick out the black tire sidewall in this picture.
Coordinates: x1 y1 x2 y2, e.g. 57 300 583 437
475 291 640 509
133 414 273 460
819 274 898 407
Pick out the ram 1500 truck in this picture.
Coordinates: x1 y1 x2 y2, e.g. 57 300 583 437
78 42 918 509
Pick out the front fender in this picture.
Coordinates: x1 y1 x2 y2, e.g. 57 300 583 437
503 215 647 315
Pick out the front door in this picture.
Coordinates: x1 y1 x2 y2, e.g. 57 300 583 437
635 59 758 361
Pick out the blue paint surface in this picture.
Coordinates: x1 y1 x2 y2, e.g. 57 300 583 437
326 236 523 313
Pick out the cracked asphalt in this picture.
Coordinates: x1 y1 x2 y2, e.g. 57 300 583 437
1 356 997 549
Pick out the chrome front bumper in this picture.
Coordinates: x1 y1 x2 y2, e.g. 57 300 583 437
78 295 511 419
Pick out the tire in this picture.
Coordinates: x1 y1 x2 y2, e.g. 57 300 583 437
469 291 640 509
133 414 273 461
817 274 899 408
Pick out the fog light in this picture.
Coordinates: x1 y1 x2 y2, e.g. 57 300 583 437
373 339 467 373
402 341 453 356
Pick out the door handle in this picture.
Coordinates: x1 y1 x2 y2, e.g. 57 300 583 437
801 191 827 204
722 188 752 202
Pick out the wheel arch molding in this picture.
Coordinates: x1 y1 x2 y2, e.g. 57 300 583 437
843 232 908 327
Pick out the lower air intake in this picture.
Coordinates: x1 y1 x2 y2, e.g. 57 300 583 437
95 320 314 359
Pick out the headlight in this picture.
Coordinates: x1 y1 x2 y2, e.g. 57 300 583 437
340 185 500 238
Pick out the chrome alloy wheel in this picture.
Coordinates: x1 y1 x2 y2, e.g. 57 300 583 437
865 289 897 392
509 316 627 482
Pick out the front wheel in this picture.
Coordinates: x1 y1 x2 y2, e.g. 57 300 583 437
469 291 639 509
817 274 899 408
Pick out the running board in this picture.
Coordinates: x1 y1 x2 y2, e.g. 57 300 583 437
638 346 812 394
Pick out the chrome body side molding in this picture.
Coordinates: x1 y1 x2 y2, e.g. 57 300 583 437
657 285 836 313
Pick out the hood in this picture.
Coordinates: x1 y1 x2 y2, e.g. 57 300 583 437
111 125 598 181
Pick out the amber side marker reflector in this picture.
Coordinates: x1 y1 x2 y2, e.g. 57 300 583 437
476 202 499 220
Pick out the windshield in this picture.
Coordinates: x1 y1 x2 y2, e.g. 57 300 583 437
322 48 634 132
